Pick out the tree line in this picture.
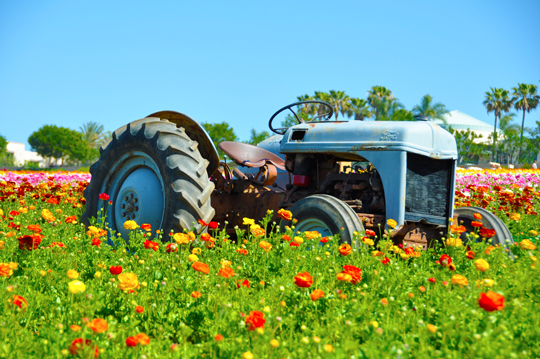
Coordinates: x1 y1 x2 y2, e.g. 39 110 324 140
0 83 537 168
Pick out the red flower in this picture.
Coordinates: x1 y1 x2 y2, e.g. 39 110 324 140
320 237 329 243
478 291 505 312
437 254 452 267
342 265 362 284
109 266 123 275
135 306 144 313
201 233 212 242
479 227 496 239
10 295 28 310
290 242 299 247
381 257 391 265
49 242 66 248
473 213 482 220
198 219 208 226
18 234 43 251
466 251 476 260
236 248 248 255
98 193 110 201
214 334 224 341
245 311 265 330
27 224 42 233
91 238 101 247
236 279 250 288
65 216 77 224
69 338 99 358
208 221 219 230
310 289 325 301
9 210 19 216
294 272 313 288
192 261 210 274
126 336 138 347
144 240 159 251
365 229 376 237
140 223 152 231
471 220 483 228
218 267 235 278
282 235 291 242
428 277 436 283
166 243 178 253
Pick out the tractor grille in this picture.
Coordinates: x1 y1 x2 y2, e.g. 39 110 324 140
405 153 454 225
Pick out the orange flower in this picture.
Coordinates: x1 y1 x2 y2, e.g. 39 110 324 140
0 263 14 278
236 248 248 255
471 221 483 228
245 311 265 330
338 243 352 256
65 216 77 224
191 291 202 298
140 223 152 231
294 272 313 288
310 289 325 301
336 272 353 282
9 295 28 310
218 267 235 278
466 251 476 259
277 209 293 221
251 227 266 238
118 272 139 291
133 333 150 345
70 325 81 331
86 318 108 333
143 240 159 251
215 334 224 341
259 240 272 252
478 291 505 312
450 225 466 234
136 306 144 313
474 259 490 272
69 338 98 358
473 213 482 220
451 274 468 287
479 227 496 238
27 224 41 233
282 235 291 242
485 246 495 255
201 233 213 242
342 265 362 284
192 261 210 274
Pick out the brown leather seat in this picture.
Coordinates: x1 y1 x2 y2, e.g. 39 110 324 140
218 141 286 170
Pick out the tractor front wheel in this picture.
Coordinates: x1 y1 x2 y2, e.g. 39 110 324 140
81 117 215 241
281 195 364 244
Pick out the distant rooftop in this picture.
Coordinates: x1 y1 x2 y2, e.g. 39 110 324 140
433 110 499 133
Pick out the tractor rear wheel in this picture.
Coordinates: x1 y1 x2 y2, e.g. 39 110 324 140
281 195 364 244
454 207 514 254
81 117 215 241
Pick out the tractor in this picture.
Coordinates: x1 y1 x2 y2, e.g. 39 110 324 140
81 101 513 249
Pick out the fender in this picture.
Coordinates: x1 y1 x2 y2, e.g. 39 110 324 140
147 110 221 175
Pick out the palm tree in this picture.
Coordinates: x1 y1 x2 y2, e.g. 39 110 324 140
348 98 372 120
498 113 520 165
512 83 540 142
367 86 393 120
483 87 513 158
79 121 106 149
412 94 449 124
326 90 352 120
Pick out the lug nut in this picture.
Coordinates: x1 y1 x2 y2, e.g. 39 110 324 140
134 198 138 203
121 204 125 209
130 193 134 199
122 212 126 217
135 206 139 211
124 196 129 201
131 214 135 219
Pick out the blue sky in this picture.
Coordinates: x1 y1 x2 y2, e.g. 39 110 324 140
1 0 539 148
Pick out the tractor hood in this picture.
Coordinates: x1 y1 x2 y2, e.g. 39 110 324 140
279 120 458 160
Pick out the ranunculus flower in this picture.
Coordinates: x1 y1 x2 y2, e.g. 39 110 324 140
144 240 159 251
123 220 138 230
27 224 42 233
336 272 353 282
208 221 219 230
109 266 123 275
381 257 391 265
192 261 210 274
126 333 150 346
251 227 265 238
140 223 152 231
282 235 291 242
474 259 490 272
320 237 329 243
451 274 468 287
245 311 265 330
473 213 482 220
69 338 98 358
65 215 77 224
386 219 397 228
237 279 250 288
136 306 144 313
191 291 202 298
466 251 476 259
87 318 108 333
118 273 139 291
342 265 362 284
91 238 101 247
471 221 483 228
18 234 43 251
218 267 235 278
188 254 199 262
0 263 14 278
479 227 496 238
310 289 325 301
9 295 28 310
437 254 452 267
198 219 208 226
365 229 376 237
68 280 87 294
508 212 521 221
259 240 272 252
520 239 536 250
294 272 313 288
338 244 352 256
478 291 505 312
67 269 79 279
98 193 110 201
277 209 293 221
174 233 190 244
166 243 178 253
450 225 466 234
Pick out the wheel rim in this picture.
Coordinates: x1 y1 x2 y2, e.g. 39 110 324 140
101 151 165 241
294 217 333 238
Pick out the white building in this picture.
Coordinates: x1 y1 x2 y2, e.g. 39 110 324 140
6 142 46 167
433 110 501 144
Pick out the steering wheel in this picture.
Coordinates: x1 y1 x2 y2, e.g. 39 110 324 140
268 100 333 135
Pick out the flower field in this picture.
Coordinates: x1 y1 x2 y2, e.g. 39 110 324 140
1 169 540 358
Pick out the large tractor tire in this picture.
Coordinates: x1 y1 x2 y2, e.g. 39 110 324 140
81 117 215 241
280 195 364 244
454 206 514 258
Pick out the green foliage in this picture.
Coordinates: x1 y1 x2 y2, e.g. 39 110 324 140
412 94 449 123
0 134 13 166
512 83 540 142
244 129 270 146
201 122 239 159
28 124 91 166
449 127 490 164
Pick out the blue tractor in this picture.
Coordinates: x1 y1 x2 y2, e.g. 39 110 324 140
82 101 513 248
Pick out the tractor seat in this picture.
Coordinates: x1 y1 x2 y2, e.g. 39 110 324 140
218 141 286 170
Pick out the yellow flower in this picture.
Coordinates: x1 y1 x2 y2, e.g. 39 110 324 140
293 236 304 245
94 271 101 279
220 259 232 268
68 280 87 294
187 232 196 241
123 220 138 230
192 247 202 255
19 207 28 214
0 241 4 250
370 321 379 328
482 279 495 287
520 239 536 250
188 254 199 262
118 272 139 291
270 339 279 348
474 259 489 272
40 270 47 277
362 237 374 246
446 237 463 247
243 218 255 226
243 352 254 359
324 344 334 353
67 269 79 279
508 212 521 221
0 209 3 216
387 219 397 228
304 231 321 240
41 209 56 222
0 263 14 278
529 230 538 237
174 233 190 244
427 324 437 333
8 262 18 270
451 274 468 287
